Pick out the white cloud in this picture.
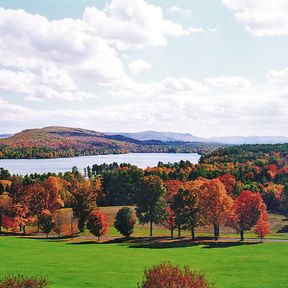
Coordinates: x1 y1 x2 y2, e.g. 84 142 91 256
128 59 152 74
267 67 288 86
0 1 193 101
83 0 191 49
167 6 191 17
204 76 252 89
222 0 288 36
0 68 95 101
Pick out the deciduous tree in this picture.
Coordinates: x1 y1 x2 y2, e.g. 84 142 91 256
114 207 136 238
226 190 267 241
135 175 166 238
87 210 109 240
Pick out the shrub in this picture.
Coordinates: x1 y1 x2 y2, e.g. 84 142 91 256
114 207 136 238
87 210 109 240
138 262 214 288
0 275 48 288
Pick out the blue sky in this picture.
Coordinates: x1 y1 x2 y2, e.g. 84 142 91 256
0 0 288 136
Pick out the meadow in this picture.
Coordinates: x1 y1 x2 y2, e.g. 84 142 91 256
1 236 288 288
1 206 288 287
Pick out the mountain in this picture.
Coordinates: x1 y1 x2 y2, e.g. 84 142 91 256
209 136 288 145
0 126 221 159
108 131 208 142
0 134 13 139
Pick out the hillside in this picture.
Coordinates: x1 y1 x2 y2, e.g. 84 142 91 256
0 126 222 159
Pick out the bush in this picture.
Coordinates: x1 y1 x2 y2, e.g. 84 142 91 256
114 207 136 237
138 262 214 288
0 275 48 288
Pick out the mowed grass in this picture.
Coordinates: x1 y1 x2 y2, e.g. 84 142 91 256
1 236 288 288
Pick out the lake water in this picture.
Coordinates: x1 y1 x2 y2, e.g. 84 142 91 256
0 153 201 175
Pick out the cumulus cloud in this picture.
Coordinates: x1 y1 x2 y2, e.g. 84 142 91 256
167 6 191 17
128 59 152 74
0 1 194 101
267 67 288 86
0 68 95 101
222 0 288 36
204 76 252 89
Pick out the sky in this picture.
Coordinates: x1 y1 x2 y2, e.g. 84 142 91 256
0 0 288 137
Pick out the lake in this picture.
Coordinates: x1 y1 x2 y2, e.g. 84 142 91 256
0 153 201 175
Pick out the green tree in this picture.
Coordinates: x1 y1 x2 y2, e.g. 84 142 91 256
71 182 97 233
39 209 54 238
114 207 136 238
135 175 166 238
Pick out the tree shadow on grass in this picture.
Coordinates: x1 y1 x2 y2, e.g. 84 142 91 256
127 237 261 249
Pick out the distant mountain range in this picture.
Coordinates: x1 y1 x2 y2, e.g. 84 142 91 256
109 131 288 145
0 134 13 139
107 131 208 143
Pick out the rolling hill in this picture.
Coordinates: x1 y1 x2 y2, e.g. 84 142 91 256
0 126 222 159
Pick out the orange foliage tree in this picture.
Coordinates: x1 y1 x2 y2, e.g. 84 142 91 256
200 178 233 240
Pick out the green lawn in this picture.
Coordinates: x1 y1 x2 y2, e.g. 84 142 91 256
1 236 288 287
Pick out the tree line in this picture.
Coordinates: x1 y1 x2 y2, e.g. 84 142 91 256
0 162 270 241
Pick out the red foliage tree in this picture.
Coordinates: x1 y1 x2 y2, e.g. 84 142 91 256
86 210 109 240
226 190 267 241
254 218 270 242
160 207 177 239
217 174 236 197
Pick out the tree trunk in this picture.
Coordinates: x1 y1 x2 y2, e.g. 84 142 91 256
170 228 174 240
240 229 244 241
46 233 48 238
23 226 26 235
191 225 195 241
177 224 181 237
213 223 219 241
37 215 40 232
149 219 153 238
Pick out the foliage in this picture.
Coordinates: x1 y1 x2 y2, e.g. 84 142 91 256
86 210 109 240
226 190 269 241
39 210 54 238
138 262 214 288
135 175 167 237
114 207 136 238
71 181 97 233
0 275 48 288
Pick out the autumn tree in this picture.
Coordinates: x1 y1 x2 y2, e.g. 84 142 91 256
135 175 166 238
171 180 204 241
217 174 236 197
160 206 177 239
71 181 97 233
254 218 270 242
0 192 14 232
39 209 54 238
226 190 268 241
87 210 109 240
200 179 233 240
26 177 64 230
114 207 136 238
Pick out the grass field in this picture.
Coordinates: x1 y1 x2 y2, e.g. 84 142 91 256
1 236 288 287
1 207 288 287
